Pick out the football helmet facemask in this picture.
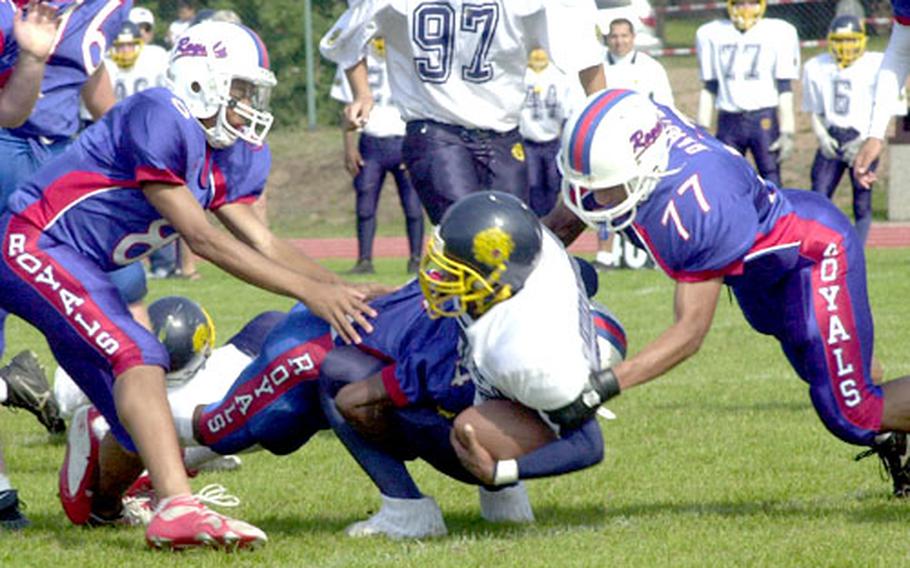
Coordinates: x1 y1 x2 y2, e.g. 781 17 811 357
149 296 216 385
727 0 765 31
419 192 542 319
828 15 866 69
560 89 671 234
110 21 143 70
166 21 276 148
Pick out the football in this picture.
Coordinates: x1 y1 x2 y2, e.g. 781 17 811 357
452 399 557 460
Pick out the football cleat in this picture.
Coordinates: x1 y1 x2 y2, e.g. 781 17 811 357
478 483 534 524
0 489 30 530
855 431 910 497
1 350 65 434
345 495 447 539
145 494 266 550
347 259 375 275
59 406 102 525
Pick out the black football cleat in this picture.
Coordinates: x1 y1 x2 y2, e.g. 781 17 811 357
347 259 375 275
0 489 30 530
406 257 420 275
1 350 66 434
855 431 910 497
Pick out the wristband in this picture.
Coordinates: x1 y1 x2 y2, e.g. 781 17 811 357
493 459 519 486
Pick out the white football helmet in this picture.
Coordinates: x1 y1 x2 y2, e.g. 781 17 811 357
167 21 276 148
559 89 670 233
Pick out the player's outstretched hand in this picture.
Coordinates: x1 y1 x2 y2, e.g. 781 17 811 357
13 1 61 63
769 132 795 163
306 282 376 345
853 138 882 189
349 281 397 302
451 423 496 485
344 96 373 131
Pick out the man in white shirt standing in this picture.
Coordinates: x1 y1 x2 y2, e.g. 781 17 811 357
320 0 606 224
519 48 577 217
696 0 800 187
802 14 906 246
593 17 672 270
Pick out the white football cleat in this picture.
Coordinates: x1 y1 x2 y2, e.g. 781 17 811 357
345 495 447 539
479 482 534 523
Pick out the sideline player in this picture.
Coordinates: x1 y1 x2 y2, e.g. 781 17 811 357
320 0 607 223
330 37 424 275
854 0 910 187
0 0 65 531
322 193 627 538
546 88 910 497
1 21 382 549
695 0 799 186
802 15 905 246
520 48 578 217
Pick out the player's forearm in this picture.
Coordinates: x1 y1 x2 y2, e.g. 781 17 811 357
611 321 705 391
512 418 604 480
182 226 320 299
869 23 910 139
778 91 795 135
541 200 587 246
271 237 344 284
578 64 606 95
345 59 371 101
0 52 46 127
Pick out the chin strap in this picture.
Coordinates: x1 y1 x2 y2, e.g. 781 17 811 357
545 368 621 431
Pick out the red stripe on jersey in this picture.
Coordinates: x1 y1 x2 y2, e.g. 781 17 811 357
209 161 229 209
197 335 332 446
896 15 910 25
0 68 10 89
18 171 140 229
135 165 184 186
631 222 745 282
594 316 627 352
3 217 145 375
380 364 410 407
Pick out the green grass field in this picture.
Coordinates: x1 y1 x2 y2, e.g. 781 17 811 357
2 250 910 566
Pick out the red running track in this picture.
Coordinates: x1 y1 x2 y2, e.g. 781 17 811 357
291 223 910 259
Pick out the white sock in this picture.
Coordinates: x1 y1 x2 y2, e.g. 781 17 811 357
0 377 7 404
0 473 12 492
183 446 221 470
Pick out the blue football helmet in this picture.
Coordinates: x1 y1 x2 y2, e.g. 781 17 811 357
828 15 867 69
149 296 216 384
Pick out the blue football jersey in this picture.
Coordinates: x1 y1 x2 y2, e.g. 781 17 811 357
352 280 473 413
621 104 795 283
9 0 129 139
0 2 16 88
7 87 269 271
895 0 910 24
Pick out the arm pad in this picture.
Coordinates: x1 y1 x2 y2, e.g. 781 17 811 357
545 368 620 430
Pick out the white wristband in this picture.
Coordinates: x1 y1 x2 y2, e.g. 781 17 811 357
493 459 519 486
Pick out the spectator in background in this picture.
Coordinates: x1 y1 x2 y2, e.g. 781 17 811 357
129 6 159 46
519 48 578 217
166 0 196 47
854 0 910 188
695 0 799 187
592 17 671 270
802 15 906 246
330 37 424 275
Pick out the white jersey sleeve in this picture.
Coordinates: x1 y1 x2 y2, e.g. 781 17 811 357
331 46 407 138
319 0 380 70
696 18 800 112
801 55 826 115
464 230 598 412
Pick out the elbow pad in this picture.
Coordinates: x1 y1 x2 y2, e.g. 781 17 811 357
545 368 621 431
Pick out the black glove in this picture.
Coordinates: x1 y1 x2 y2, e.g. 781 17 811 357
546 368 621 430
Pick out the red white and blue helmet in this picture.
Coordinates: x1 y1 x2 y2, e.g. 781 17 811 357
167 21 276 148
559 89 670 233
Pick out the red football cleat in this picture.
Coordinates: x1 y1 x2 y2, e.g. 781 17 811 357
58 406 102 525
145 494 267 550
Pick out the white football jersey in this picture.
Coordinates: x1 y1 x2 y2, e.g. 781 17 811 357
330 41 406 138
53 344 253 419
802 51 905 134
696 18 800 112
459 230 623 422
604 50 675 107
519 64 577 142
106 44 168 102
320 0 604 132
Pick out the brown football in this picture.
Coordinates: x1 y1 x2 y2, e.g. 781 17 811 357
452 399 558 460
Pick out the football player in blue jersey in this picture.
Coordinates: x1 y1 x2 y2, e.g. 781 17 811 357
546 88 910 498
854 0 910 187
0 0 66 532
0 21 386 550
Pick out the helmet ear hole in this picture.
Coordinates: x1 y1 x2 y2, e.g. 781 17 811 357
191 81 202 93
